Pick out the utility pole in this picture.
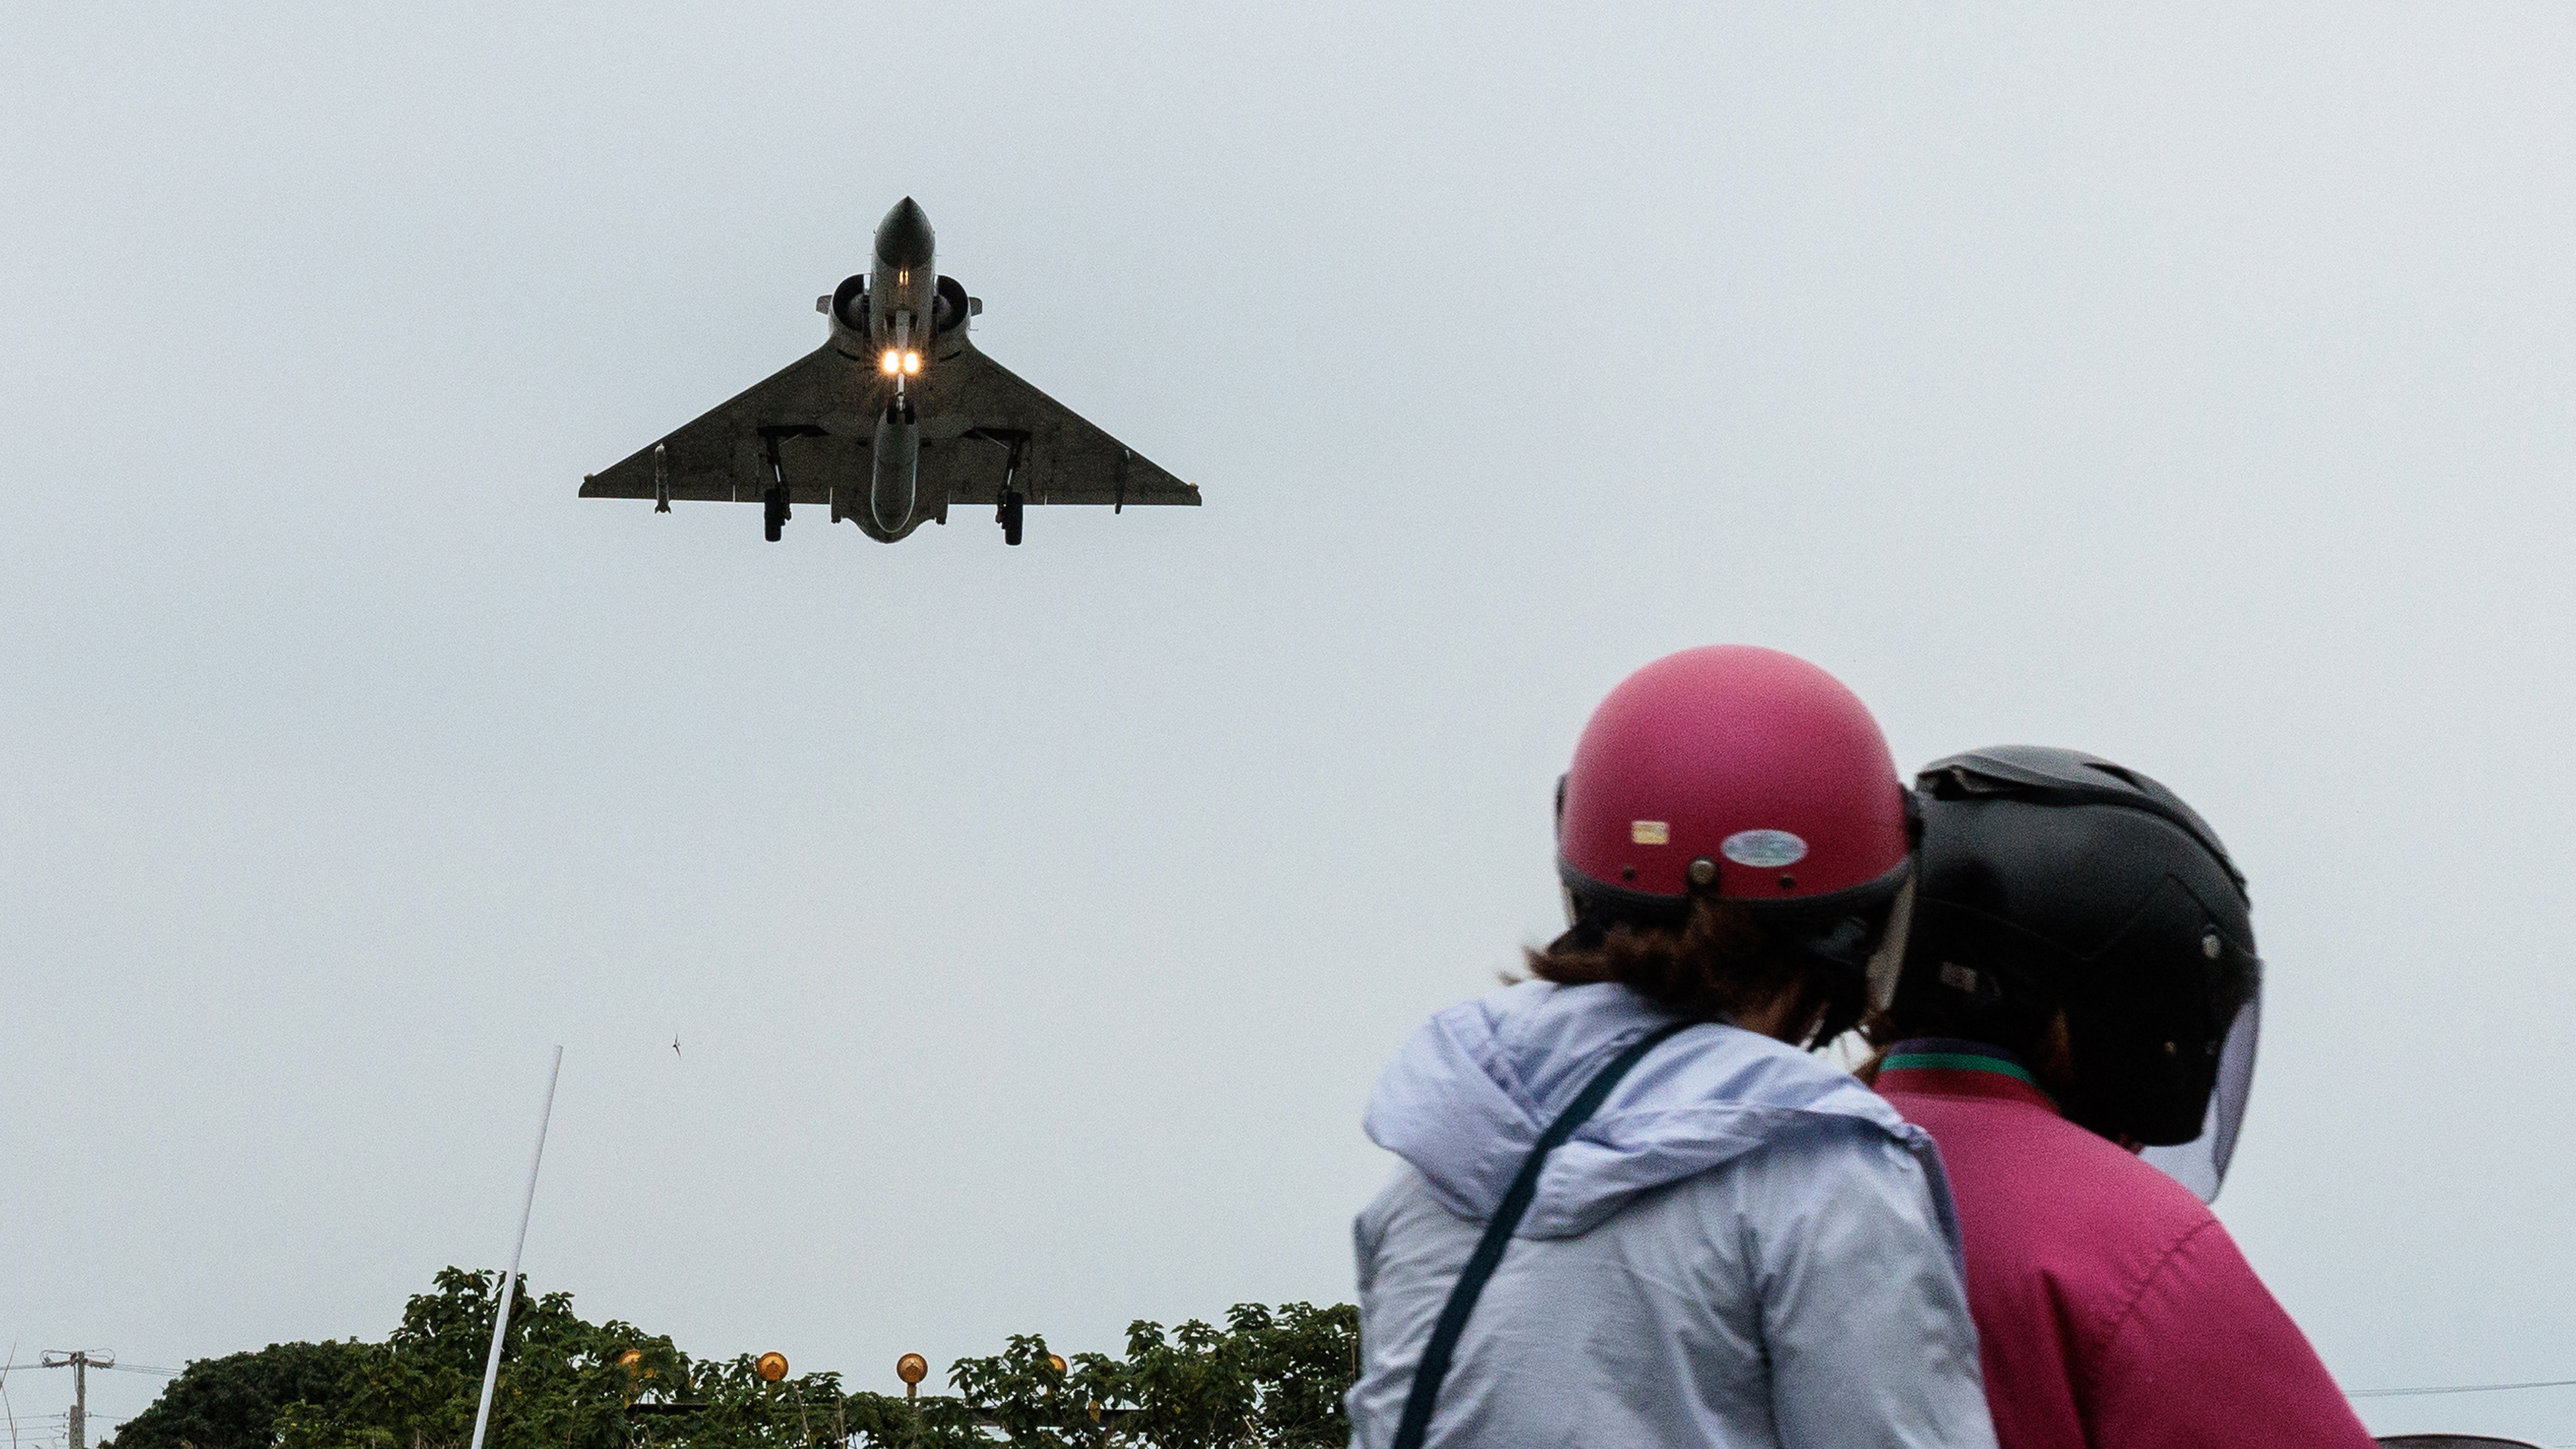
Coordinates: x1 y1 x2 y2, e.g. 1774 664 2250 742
39 1352 113 1449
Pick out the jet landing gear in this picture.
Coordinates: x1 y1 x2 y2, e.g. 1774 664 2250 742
755 425 824 544
963 428 1034 547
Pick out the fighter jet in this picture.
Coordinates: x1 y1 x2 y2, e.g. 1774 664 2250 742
581 198 1200 545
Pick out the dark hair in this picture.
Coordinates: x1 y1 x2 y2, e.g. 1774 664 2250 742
1863 987 2051 1050
1527 896 1831 1041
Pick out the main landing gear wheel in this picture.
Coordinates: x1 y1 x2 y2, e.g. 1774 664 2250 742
997 489 1024 546
763 486 789 542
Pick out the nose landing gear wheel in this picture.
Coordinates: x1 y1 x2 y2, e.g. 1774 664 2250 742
998 489 1024 546
763 486 788 542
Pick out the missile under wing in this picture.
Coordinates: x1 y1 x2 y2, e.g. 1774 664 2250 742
580 198 1200 545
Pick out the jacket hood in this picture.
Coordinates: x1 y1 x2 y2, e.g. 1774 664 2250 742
1364 980 1926 1238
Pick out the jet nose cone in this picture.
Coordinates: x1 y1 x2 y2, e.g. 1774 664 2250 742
875 196 935 268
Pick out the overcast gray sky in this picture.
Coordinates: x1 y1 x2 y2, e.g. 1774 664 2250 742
6 2 2575 1441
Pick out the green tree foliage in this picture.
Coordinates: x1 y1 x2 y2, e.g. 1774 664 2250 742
109 1341 367 1449
109 1269 1355 1449
841 1302 1358 1449
265 1266 699 1449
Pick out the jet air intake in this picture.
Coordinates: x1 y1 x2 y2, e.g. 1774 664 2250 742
872 401 920 534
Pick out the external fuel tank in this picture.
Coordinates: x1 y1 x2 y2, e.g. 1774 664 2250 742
871 401 919 534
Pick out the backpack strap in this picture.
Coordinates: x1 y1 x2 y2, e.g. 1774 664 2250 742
1389 1018 1694 1449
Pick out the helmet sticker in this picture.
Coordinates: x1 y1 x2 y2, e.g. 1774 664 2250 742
1721 829 1808 868
1630 820 1671 845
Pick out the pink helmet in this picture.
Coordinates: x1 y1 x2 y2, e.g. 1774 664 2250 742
1558 646 1911 932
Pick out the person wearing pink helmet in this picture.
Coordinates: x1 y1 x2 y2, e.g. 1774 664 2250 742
1346 646 1997 1449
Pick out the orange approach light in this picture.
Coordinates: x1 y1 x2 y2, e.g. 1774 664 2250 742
897 1353 928 1401
756 1352 789 1384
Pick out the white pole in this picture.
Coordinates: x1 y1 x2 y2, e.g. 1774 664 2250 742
467 1046 563 1449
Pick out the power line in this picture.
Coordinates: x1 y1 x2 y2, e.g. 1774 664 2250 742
2348 1375 2576 1398
21 1355 2576 1406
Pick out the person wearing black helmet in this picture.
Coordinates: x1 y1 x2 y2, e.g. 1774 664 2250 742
1866 746 2372 1449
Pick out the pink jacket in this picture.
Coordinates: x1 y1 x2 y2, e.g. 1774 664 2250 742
1876 1051 2375 1449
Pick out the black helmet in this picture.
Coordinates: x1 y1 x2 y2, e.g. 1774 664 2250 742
1894 745 2263 1198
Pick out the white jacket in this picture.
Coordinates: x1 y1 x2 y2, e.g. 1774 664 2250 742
1348 981 1998 1449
